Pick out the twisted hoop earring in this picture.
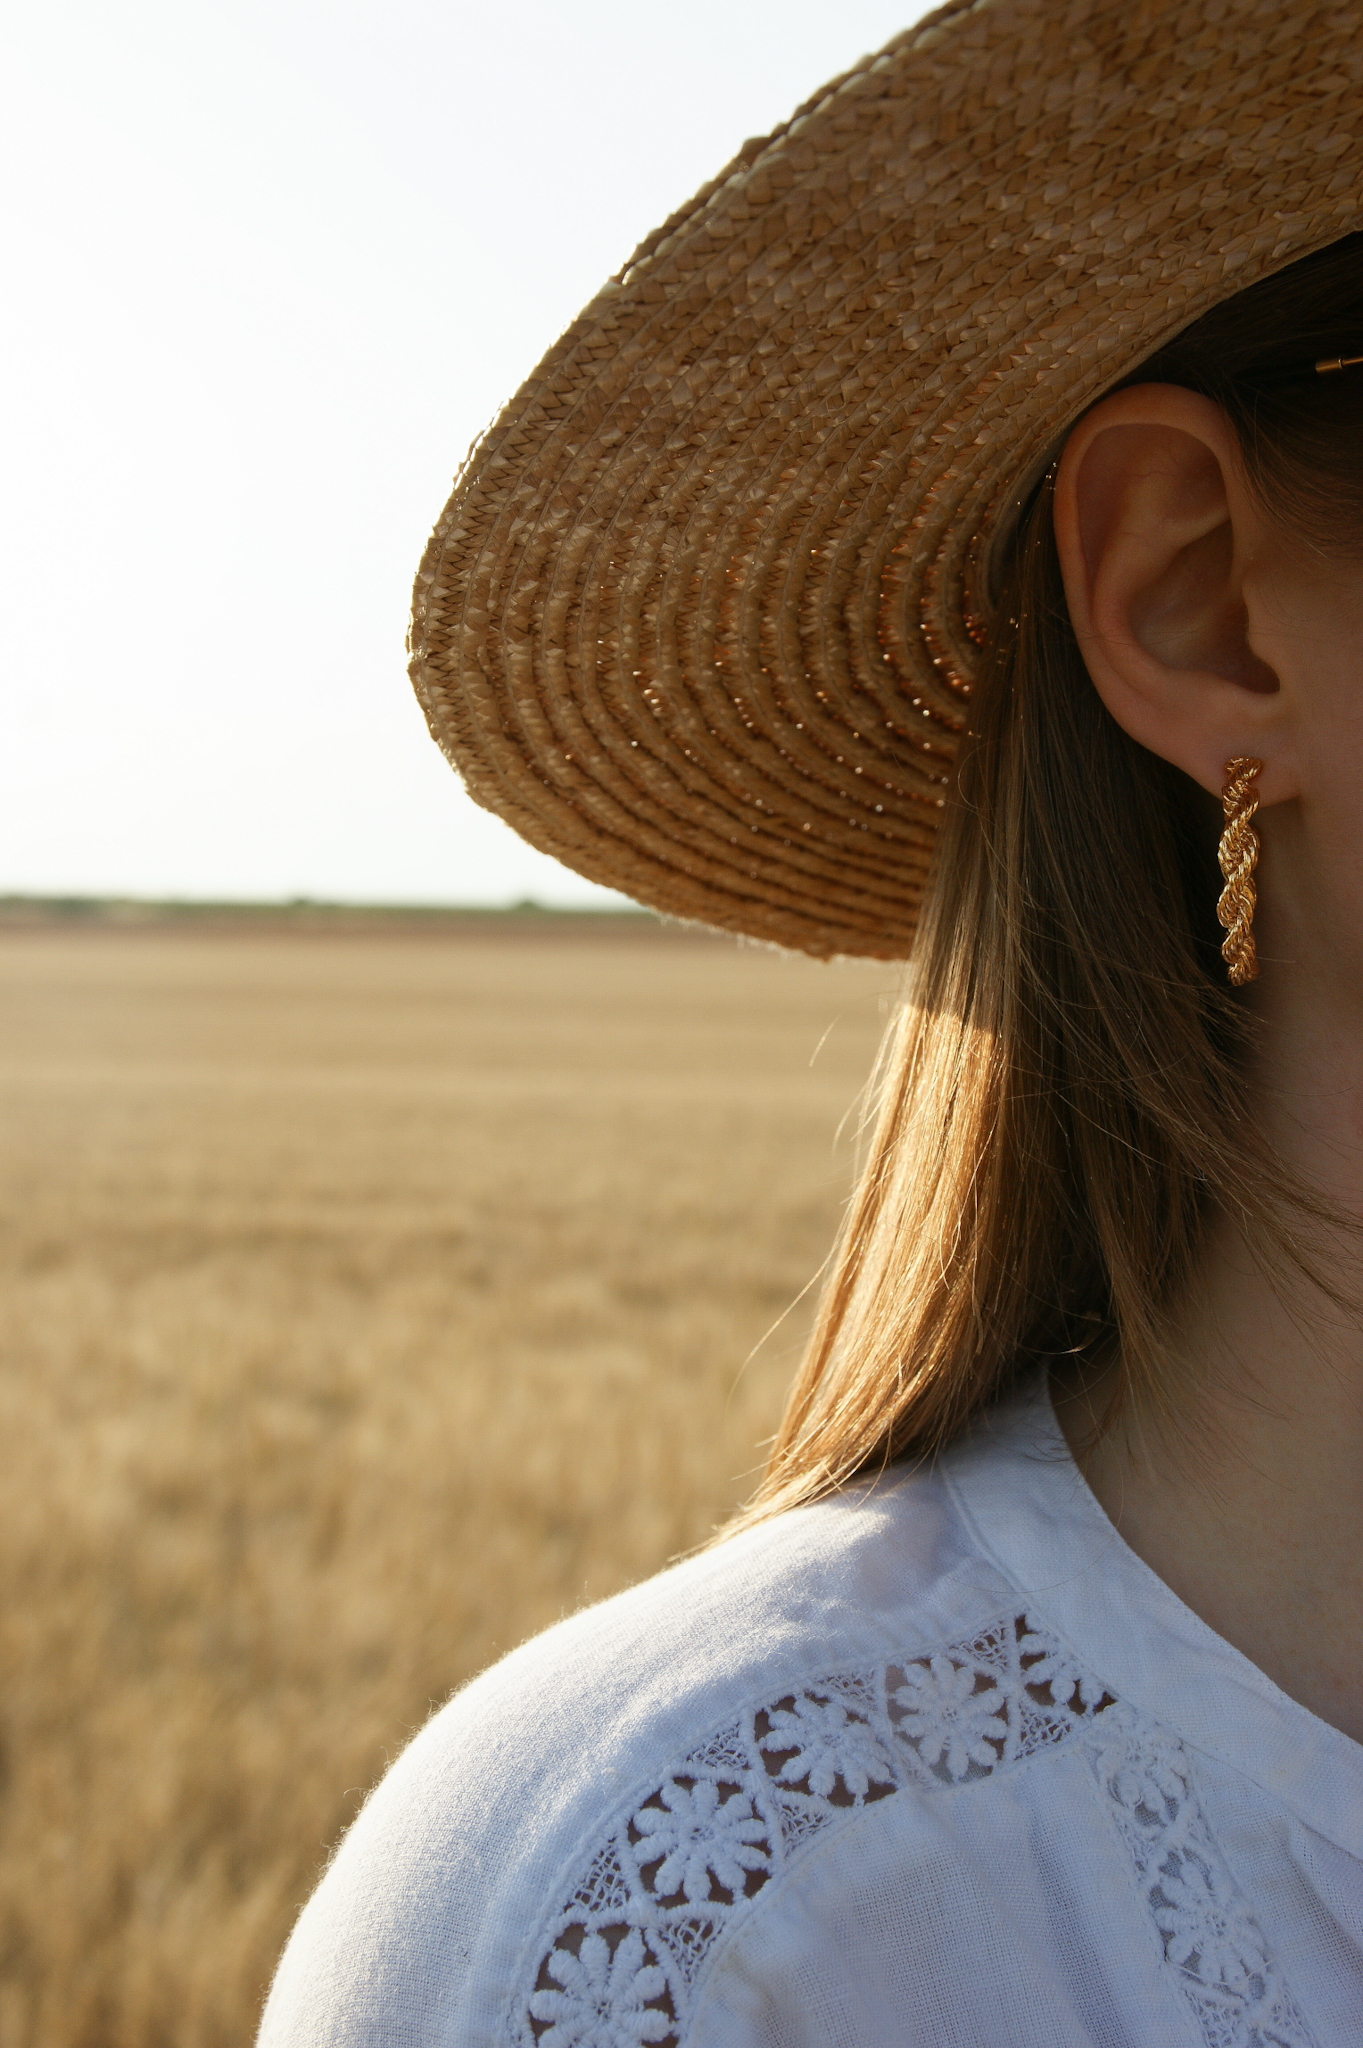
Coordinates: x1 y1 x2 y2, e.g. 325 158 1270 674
1217 756 1263 986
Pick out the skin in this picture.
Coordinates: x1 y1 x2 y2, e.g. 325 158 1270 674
1049 383 1363 1744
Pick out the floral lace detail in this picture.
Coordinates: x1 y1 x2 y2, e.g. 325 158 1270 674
1091 1713 1318 2048
530 1930 672 2048
519 1611 1111 2046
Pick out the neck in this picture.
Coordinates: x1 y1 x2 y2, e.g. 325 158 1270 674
1056 863 1363 1742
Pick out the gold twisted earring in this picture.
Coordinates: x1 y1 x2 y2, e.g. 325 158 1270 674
1216 756 1263 986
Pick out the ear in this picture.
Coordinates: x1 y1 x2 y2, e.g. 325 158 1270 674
1053 383 1298 803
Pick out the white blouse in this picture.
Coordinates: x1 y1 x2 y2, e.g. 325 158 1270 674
258 1380 1363 2047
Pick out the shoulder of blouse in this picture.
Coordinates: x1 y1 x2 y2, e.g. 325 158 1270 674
257 1456 1018 2048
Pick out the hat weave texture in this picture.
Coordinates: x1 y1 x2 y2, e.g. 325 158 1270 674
411 0 1363 958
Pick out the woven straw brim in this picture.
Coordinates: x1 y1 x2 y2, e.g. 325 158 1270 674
411 0 1362 959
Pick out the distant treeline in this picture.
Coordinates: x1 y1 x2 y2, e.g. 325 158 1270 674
0 894 729 943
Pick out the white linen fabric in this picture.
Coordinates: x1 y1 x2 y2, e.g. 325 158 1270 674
258 1381 1363 2047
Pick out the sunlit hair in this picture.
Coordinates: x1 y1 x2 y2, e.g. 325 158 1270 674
741 232 1363 1524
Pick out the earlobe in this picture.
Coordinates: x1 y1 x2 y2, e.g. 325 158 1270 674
1053 384 1289 801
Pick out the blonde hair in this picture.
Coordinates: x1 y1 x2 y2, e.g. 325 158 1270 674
745 232 1363 1522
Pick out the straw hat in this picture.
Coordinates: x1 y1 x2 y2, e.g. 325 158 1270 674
409 0 1362 959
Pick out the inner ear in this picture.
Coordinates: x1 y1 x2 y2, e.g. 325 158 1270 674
1074 414 1279 696
1074 421 1226 577
1131 520 1277 694
1131 515 1231 641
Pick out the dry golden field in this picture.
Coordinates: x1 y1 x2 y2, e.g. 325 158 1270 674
0 912 894 2048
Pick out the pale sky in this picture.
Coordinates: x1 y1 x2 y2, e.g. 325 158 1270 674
2 0 928 906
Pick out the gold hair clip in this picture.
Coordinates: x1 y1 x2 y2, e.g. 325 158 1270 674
1316 353 1363 375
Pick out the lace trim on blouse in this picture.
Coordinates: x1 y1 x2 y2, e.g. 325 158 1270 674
518 1610 1316 2048
1089 1711 1317 2048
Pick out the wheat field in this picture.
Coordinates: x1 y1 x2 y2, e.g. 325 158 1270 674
0 913 894 2048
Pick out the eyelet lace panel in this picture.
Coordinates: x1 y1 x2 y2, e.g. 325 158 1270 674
1090 1712 1319 2048
517 1610 1321 2048
519 1611 1113 2047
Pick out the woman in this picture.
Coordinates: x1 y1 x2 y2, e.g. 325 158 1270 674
260 2 1363 2041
